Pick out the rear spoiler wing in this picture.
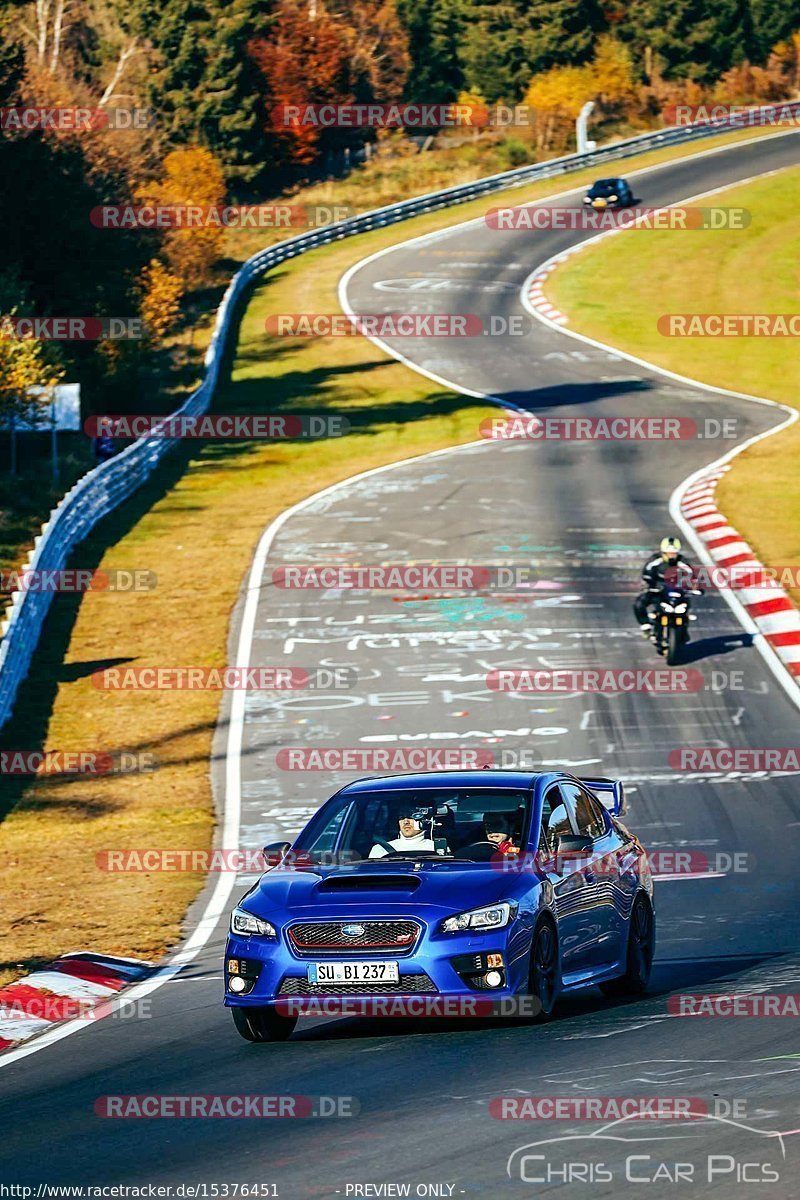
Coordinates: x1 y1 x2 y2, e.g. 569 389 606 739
579 776 625 816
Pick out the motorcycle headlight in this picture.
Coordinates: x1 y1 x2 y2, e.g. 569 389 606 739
673 603 688 613
230 906 277 938
661 603 675 613
441 901 518 934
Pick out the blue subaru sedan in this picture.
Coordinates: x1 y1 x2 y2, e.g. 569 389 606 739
224 770 654 1041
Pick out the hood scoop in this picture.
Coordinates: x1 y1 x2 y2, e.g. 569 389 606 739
318 874 421 893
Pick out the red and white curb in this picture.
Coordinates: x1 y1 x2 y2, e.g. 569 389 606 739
680 466 800 676
0 952 153 1051
526 260 569 325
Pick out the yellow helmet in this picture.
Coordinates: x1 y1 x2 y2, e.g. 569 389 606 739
660 536 681 560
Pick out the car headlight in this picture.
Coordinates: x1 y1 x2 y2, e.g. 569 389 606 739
608 194 618 202
661 603 674 613
441 902 518 933
230 906 277 938
673 603 688 613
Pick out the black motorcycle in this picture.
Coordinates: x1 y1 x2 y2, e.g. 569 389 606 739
649 585 703 665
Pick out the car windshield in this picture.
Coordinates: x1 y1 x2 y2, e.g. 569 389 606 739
293 788 531 864
590 180 619 196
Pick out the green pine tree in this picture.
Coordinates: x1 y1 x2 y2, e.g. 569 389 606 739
618 0 757 82
750 0 800 59
131 0 270 189
524 0 608 74
396 0 468 102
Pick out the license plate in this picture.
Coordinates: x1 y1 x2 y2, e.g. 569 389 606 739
307 961 399 984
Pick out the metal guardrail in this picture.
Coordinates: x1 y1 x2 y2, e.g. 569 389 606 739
2 104 797 728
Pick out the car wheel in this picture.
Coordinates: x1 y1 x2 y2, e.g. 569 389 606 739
600 895 655 997
231 1005 298 1043
528 918 560 1022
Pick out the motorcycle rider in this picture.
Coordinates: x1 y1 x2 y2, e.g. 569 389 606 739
633 536 701 637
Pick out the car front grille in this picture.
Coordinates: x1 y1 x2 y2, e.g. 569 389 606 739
278 972 437 995
288 919 421 955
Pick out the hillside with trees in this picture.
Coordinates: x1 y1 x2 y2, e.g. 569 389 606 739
0 0 798 423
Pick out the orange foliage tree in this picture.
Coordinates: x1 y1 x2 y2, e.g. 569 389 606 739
248 2 353 167
136 148 226 290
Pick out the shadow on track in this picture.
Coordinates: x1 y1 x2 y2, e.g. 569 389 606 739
678 632 754 664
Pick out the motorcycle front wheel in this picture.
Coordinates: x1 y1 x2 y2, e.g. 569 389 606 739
666 624 682 666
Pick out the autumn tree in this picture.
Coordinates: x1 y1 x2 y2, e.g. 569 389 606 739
139 259 183 343
592 34 635 106
249 0 409 170
0 314 64 473
249 1 353 167
524 36 633 148
136 147 226 289
524 63 595 147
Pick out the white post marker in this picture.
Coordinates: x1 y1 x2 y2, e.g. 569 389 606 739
577 100 596 154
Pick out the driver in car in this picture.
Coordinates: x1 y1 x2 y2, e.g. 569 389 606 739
369 808 436 858
484 813 520 856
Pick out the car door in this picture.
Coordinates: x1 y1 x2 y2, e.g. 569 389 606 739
537 785 596 976
561 782 624 968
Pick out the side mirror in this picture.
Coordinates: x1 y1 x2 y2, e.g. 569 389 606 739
262 841 292 868
557 834 593 854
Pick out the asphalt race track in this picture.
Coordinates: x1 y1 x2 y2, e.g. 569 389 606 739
2 131 800 1198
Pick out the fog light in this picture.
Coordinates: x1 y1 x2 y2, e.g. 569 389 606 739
228 975 246 993
484 970 503 988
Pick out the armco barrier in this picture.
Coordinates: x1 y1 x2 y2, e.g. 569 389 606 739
1 105 797 728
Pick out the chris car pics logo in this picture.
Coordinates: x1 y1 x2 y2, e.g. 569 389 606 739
506 1113 789 1186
